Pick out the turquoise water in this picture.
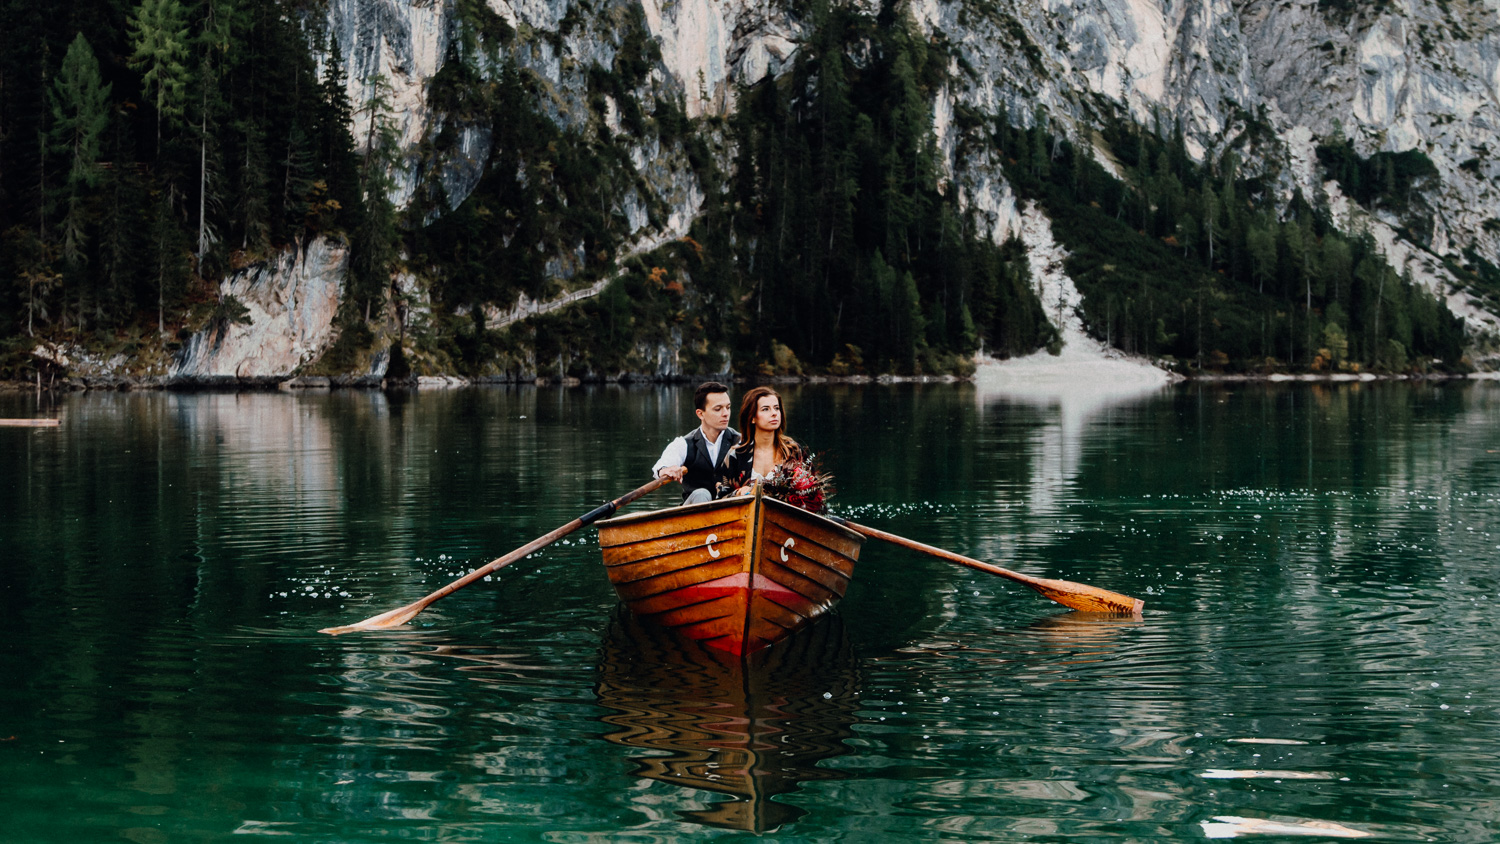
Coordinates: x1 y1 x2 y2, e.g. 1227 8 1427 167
3 381 1499 841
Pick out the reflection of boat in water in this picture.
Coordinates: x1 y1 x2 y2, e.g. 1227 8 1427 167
594 608 861 832
596 485 865 656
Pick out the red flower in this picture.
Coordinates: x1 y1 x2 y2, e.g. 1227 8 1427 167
764 455 835 514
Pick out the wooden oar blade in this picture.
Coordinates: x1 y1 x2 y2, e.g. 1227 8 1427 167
318 601 425 635
1026 577 1144 616
838 518 1145 616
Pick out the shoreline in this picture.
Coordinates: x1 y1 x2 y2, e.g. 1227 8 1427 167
1 369 1492 394
0 372 970 393
14 324 1494 393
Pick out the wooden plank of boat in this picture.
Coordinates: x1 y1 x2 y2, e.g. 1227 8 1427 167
596 485 864 656
0 418 60 427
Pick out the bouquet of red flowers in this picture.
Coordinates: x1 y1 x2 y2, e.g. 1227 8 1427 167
762 453 835 514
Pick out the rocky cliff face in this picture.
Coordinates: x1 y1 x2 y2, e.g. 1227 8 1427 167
927 0 1500 335
180 0 1498 380
340 0 1497 308
173 238 349 379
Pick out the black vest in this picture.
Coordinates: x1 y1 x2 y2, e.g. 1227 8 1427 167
681 427 740 502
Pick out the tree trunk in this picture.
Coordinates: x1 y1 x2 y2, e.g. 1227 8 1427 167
199 97 208 262
1196 292 1203 369
1305 275 1312 366
1373 269 1386 364
38 48 49 240
242 140 251 250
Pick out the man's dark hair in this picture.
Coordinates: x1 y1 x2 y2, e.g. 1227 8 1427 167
694 381 730 410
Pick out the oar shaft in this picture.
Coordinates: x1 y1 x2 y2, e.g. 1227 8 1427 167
419 519 584 605
836 518 1143 616
320 477 669 634
417 478 666 605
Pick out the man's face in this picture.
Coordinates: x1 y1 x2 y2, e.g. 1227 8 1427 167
696 392 732 433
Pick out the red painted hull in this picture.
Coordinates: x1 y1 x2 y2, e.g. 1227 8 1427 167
596 486 864 655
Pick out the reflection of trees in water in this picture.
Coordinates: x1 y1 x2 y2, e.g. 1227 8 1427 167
957 381 1500 606
594 608 862 832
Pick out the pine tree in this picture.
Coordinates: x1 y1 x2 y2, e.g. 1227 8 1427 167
281 119 318 233
128 0 192 152
881 45 926 262
0 1 48 247
48 33 112 270
1246 219 1275 295
151 189 175 337
349 73 402 318
315 39 362 231
97 107 148 325
235 119 272 253
192 0 249 269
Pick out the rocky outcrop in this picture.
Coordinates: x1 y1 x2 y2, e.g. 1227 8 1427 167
1244 1 1500 240
172 238 348 380
922 0 1500 341
792 0 1495 343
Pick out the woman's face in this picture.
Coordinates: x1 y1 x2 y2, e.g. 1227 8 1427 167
753 396 782 433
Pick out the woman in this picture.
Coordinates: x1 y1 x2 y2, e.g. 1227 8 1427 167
721 387 832 513
723 386 802 493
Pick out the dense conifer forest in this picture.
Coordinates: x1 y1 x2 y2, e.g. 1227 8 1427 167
0 0 1479 382
1 0 394 378
991 114 1468 372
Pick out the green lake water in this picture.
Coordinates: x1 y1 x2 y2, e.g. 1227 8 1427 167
3 381 1499 842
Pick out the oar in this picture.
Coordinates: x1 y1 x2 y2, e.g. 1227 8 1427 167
320 477 670 635
831 517 1144 616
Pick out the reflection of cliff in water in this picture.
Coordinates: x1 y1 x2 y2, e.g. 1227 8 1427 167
594 609 861 832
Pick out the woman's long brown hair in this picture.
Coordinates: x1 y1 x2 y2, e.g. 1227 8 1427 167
735 386 800 464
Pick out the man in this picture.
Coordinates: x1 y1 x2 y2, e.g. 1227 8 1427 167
651 381 740 504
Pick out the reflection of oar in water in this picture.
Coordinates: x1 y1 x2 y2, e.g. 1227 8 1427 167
830 517 1144 616
320 477 670 635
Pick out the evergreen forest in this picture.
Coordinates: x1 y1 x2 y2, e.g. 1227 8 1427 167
0 0 1480 382
990 114 1468 372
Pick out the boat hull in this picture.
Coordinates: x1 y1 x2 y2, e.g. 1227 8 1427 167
596 487 864 656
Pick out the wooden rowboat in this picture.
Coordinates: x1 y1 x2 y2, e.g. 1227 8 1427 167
596 485 864 656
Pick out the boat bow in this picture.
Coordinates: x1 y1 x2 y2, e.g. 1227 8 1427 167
597 485 864 655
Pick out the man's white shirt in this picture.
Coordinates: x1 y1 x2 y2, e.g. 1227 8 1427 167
652 427 729 478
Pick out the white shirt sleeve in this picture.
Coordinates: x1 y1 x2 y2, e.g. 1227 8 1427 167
651 436 689 478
